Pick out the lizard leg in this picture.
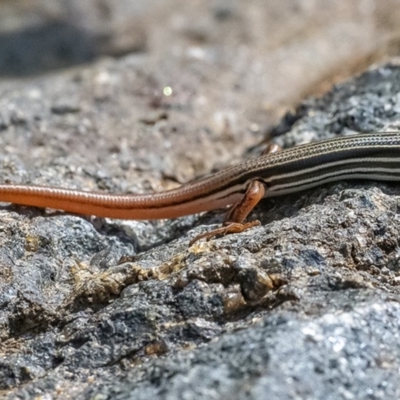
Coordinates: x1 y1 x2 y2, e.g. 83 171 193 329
260 142 282 155
189 143 281 246
189 180 266 246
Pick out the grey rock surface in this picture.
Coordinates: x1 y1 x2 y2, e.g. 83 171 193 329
1 2 400 399
3 60 400 399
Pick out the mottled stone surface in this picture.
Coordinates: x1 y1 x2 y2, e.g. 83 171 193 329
1 2 400 399
1 60 400 398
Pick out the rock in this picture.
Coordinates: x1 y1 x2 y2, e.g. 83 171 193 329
2 2 400 399
2 59 400 398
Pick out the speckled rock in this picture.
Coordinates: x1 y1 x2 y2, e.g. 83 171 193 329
2 61 400 398
2 2 400 399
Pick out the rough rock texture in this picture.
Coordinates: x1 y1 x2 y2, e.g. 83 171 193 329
2 60 400 398
1 2 400 400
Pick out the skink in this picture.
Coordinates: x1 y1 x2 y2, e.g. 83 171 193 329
0 132 400 245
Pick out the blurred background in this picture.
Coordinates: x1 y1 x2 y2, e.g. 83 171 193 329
2 0 400 109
